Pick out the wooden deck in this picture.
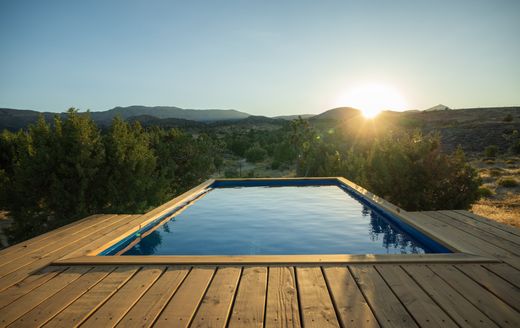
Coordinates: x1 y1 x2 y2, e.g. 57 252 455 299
0 210 519 327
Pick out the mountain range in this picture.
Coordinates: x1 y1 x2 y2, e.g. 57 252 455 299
0 105 519 134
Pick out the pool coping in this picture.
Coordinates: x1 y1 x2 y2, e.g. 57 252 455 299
54 177 499 265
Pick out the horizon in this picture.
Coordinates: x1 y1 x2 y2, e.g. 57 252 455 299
1 0 520 116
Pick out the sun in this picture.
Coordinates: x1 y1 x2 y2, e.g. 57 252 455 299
336 84 408 118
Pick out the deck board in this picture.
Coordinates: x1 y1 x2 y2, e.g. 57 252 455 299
0 208 519 326
265 266 301 328
228 267 268 328
190 267 241 328
80 265 164 327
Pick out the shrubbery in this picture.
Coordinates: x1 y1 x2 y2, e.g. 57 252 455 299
290 122 482 211
0 110 218 242
245 145 267 163
498 177 519 188
484 145 498 158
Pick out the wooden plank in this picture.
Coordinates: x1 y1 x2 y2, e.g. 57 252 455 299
322 266 378 328
0 266 91 327
295 266 339 328
0 215 131 289
456 264 520 312
402 264 499 327
154 267 215 327
81 266 164 328
191 267 242 328
455 210 520 237
7 266 114 328
0 218 126 278
424 211 520 256
429 264 520 327
265 267 301 328
439 210 520 246
375 265 456 328
42 266 140 328
115 267 189 328
483 263 520 288
413 212 520 269
0 266 66 309
0 215 142 292
349 265 417 328
0 215 122 277
55 252 497 265
228 267 268 328
62 214 154 259
0 214 107 258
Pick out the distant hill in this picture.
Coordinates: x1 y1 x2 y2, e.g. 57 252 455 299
0 105 252 130
0 108 58 130
126 115 206 129
274 114 315 120
94 106 250 123
310 107 362 121
425 104 451 112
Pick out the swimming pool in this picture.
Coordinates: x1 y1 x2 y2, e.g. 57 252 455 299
100 179 451 256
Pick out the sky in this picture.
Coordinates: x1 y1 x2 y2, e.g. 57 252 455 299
1 0 519 116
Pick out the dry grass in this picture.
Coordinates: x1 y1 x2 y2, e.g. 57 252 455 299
471 156 520 228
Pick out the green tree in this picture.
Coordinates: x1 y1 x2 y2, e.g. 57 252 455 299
245 145 267 163
103 117 160 213
4 110 106 242
364 132 481 210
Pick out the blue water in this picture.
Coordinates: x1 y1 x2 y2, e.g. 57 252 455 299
121 185 439 255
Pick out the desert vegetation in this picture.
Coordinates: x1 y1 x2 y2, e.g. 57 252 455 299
2 106 519 245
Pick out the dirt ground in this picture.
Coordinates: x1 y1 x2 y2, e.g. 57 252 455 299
471 156 520 227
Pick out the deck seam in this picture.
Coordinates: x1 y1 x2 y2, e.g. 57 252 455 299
149 266 193 327
431 211 520 255
292 265 305 328
425 264 503 327
455 210 520 237
187 266 218 327
262 266 269 328
320 266 345 328
346 265 383 328
224 266 244 328
481 264 520 288
72 265 144 328
373 265 423 327
36 266 118 327
398 264 463 328
454 265 520 314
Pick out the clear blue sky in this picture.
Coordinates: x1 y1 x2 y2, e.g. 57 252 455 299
1 0 519 116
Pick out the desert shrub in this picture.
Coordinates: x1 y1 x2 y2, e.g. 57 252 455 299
498 177 519 188
484 145 498 158
504 114 514 122
224 168 239 178
364 133 481 211
289 121 481 210
245 145 267 163
271 160 281 170
478 187 494 197
489 168 503 177
0 110 219 243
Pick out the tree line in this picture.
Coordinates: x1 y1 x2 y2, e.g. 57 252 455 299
0 109 218 242
0 111 483 244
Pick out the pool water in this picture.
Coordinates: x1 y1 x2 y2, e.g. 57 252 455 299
119 185 445 255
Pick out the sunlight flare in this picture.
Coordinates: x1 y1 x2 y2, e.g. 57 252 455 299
336 84 408 118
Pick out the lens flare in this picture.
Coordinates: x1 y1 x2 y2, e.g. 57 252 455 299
336 84 408 118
